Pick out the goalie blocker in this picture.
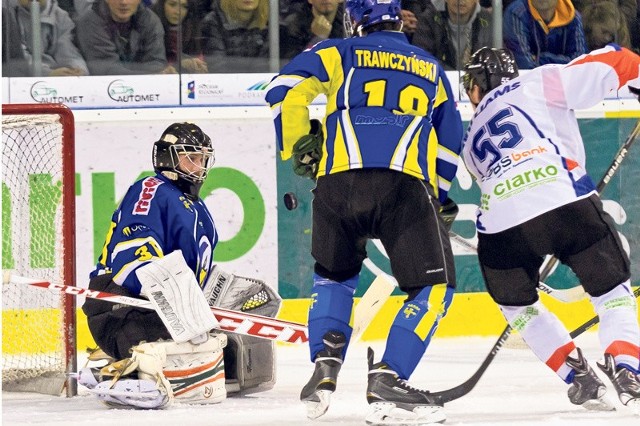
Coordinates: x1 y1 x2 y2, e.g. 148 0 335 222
203 265 282 394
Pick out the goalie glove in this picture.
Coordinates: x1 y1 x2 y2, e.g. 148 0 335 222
439 197 459 232
203 266 282 318
292 119 323 180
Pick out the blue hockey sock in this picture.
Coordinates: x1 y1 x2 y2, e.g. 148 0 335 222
382 284 453 379
307 273 358 361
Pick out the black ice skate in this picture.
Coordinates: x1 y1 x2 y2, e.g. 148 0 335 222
565 347 614 411
365 348 445 425
299 330 346 419
597 353 640 414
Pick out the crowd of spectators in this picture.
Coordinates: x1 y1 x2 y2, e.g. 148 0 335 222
2 0 640 77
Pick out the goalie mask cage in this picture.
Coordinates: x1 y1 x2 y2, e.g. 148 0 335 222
2 103 77 397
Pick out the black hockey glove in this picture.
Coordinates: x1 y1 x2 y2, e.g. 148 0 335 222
629 86 640 103
439 197 459 232
292 119 323 180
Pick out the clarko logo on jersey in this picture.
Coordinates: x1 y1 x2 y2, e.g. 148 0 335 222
108 79 160 102
30 81 85 104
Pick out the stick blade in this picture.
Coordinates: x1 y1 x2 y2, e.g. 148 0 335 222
352 274 396 341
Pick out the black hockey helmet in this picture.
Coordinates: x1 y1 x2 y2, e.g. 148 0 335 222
463 47 519 96
153 122 214 199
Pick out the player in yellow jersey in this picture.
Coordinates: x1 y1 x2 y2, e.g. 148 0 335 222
266 0 464 423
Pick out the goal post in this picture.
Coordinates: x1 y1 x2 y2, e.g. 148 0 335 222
2 103 77 397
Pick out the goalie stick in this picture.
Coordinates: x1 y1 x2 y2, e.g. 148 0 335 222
428 118 640 403
5 274 308 344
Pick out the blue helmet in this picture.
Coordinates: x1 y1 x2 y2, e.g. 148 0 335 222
344 0 402 37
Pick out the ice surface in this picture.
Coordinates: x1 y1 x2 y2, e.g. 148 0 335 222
3 333 639 425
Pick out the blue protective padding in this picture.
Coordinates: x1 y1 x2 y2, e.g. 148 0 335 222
382 285 454 379
307 273 359 361
564 369 576 384
619 362 640 375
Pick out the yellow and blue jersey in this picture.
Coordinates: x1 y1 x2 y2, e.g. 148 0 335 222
265 30 464 202
90 174 218 295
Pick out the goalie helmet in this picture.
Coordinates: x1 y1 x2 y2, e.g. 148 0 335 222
463 47 519 97
344 0 402 37
153 122 215 199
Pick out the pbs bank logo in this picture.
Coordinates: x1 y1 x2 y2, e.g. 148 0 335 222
108 79 160 103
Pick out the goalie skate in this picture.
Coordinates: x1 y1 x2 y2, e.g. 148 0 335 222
299 331 346 419
366 348 445 425
565 348 614 411
90 379 170 409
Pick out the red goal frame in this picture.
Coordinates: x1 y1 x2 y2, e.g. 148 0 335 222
2 103 77 396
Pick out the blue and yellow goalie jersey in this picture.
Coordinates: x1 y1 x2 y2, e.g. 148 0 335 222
90 174 218 295
265 30 463 201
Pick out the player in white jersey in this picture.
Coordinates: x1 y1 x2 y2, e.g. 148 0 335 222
461 45 640 413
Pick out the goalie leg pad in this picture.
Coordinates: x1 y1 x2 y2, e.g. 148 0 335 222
224 333 276 395
136 250 219 343
133 335 228 405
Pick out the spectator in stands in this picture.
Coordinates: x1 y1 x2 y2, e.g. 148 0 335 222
412 0 493 70
201 0 270 72
2 5 29 77
151 0 208 73
8 0 89 77
503 0 587 69
581 1 631 50
574 0 638 53
279 0 344 60
57 0 93 21
76 0 176 75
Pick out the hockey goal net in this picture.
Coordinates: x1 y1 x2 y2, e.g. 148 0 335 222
2 103 77 396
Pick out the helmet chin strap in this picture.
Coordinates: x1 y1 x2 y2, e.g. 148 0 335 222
161 171 202 200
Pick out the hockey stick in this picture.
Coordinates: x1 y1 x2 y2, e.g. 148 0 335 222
351 259 397 341
4 273 309 344
538 118 640 281
430 285 640 403
351 231 585 340
430 119 640 403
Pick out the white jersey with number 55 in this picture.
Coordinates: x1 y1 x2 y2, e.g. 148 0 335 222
462 45 640 234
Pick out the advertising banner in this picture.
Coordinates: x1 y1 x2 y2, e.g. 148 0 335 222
7 75 180 108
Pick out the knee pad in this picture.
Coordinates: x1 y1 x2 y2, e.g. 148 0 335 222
591 280 640 369
500 301 576 380
223 333 276 395
132 334 227 405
